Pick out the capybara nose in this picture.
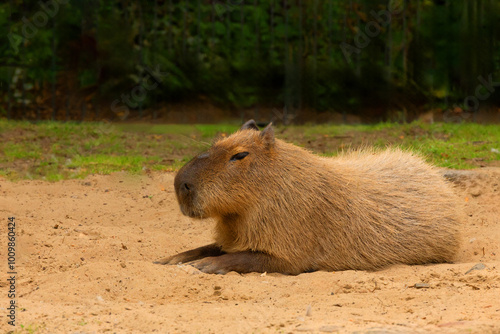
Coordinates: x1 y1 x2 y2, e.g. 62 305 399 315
180 182 193 195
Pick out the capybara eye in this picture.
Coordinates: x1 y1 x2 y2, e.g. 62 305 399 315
229 152 249 161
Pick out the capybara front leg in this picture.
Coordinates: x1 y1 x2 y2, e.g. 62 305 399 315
154 243 225 265
192 251 297 275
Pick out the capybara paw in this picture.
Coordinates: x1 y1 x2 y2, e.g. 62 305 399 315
153 255 184 265
191 257 229 275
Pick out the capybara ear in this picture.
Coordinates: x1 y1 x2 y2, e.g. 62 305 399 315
240 119 259 131
260 122 275 146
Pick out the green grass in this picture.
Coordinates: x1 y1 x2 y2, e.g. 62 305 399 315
0 119 499 181
195 124 240 137
67 154 154 174
3 142 43 161
385 122 500 169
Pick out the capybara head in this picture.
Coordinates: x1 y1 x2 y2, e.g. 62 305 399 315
174 120 274 219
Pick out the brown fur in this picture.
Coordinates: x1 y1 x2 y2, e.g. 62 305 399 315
155 120 462 274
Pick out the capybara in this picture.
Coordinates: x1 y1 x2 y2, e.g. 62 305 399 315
155 120 461 274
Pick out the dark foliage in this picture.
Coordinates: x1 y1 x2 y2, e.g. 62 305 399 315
0 0 499 121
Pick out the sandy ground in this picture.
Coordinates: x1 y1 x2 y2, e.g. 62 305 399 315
0 168 499 334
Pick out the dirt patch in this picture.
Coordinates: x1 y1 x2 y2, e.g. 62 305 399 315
0 168 499 333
